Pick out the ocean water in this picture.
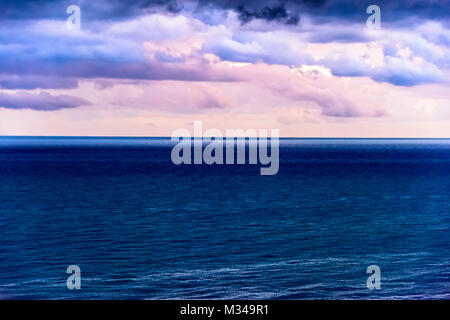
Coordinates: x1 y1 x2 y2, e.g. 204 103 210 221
0 137 449 299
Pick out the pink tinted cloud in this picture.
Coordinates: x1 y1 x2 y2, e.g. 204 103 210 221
80 59 386 120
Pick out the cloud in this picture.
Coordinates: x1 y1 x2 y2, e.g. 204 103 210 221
236 4 300 25
0 17 242 85
1 2 449 88
305 24 376 43
0 91 90 111
371 56 446 86
265 78 385 118
95 62 386 118
203 29 313 66
93 80 231 113
196 0 450 26
0 76 78 90
2 0 449 25
0 0 181 21
203 21 449 86
1 0 450 137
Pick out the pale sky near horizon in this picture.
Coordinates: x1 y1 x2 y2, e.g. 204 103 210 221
0 0 450 137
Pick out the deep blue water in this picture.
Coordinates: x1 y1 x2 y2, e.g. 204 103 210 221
0 137 449 299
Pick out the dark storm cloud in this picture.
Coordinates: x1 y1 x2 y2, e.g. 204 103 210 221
197 0 450 25
1 0 448 24
236 4 300 25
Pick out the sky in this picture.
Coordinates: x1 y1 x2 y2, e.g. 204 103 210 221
0 0 449 137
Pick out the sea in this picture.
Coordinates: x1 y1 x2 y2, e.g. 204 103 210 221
0 137 449 299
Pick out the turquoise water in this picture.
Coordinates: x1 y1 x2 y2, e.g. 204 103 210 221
0 137 449 299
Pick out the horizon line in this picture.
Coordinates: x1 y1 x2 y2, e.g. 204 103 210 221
2 135 450 139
